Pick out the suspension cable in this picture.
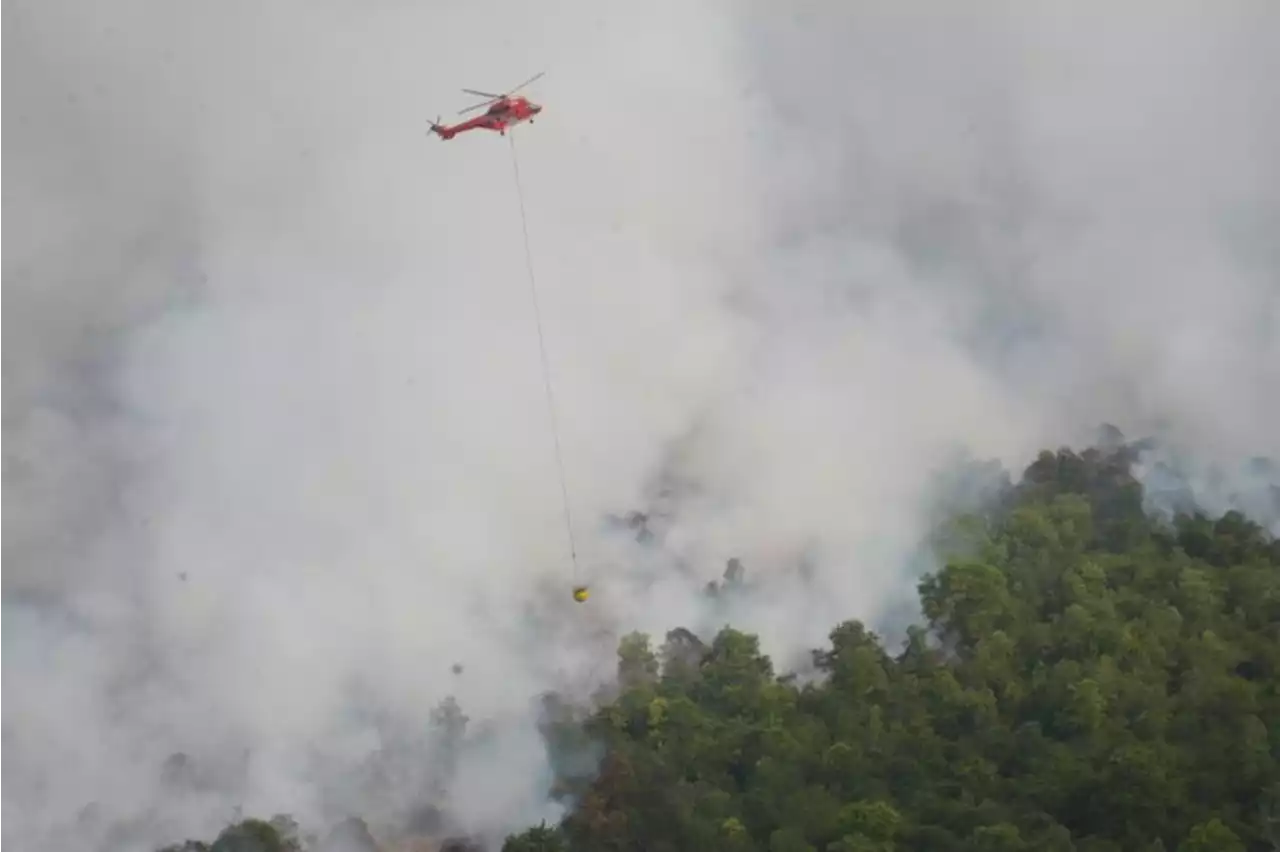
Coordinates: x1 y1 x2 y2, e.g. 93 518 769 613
507 132 580 580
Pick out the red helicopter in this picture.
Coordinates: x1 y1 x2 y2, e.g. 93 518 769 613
428 72 545 140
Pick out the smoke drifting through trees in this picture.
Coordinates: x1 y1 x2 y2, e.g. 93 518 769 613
4 0 1278 849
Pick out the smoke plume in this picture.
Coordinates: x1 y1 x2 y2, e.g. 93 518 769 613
4 0 1278 849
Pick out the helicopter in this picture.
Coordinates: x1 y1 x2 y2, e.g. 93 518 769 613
428 71 544 140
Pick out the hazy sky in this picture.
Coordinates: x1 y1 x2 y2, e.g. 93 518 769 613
4 0 1279 849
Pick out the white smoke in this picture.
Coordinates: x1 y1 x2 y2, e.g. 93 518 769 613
4 0 1278 849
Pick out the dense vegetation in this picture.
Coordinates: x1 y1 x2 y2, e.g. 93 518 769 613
163 436 1279 852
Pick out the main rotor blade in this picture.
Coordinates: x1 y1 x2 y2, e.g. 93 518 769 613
503 70 544 96
458 98 498 116
461 88 503 99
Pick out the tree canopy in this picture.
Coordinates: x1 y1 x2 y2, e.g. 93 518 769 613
160 436 1280 852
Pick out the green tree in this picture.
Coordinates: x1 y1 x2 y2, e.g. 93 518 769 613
503 821 568 852
209 818 301 852
152 437 1280 852
1177 818 1244 852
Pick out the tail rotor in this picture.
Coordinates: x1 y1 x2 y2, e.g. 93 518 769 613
428 115 455 140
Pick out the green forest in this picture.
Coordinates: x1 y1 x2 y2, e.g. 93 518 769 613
162 436 1280 852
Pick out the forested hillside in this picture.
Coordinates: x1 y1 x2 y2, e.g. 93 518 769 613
163 438 1280 852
